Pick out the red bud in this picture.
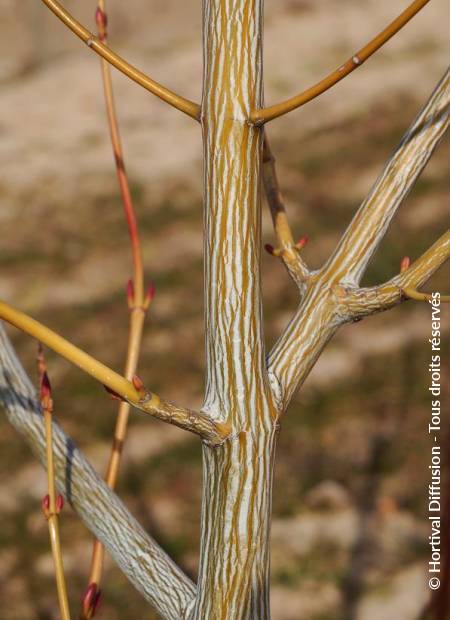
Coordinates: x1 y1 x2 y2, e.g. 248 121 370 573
296 235 309 249
126 279 134 307
132 375 146 397
40 371 52 400
146 282 156 303
82 583 98 616
264 243 274 255
95 7 107 29
91 589 102 616
56 495 64 513
42 494 50 514
400 256 411 273
103 384 125 402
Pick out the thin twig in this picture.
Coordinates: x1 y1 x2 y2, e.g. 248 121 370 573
402 287 450 302
262 134 309 285
37 344 71 620
0 300 228 444
39 0 200 120
251 0 430 124
336 230 450 319
80 3 154 613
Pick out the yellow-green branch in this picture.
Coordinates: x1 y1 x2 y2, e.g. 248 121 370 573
251 0 430 124
40 0 200 120
38 346 71 620
0 301 227 444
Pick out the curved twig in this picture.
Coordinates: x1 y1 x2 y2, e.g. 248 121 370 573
251 0 430 124
40 0 200 120
0 301 228 444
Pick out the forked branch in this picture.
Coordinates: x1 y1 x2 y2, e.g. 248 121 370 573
0 301 228 444
251 0 430 124
337 230 450 320
266 71 449 410
40 0 200 120
325 67 450 284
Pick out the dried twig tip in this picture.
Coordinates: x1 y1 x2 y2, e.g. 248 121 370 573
400 256 411 273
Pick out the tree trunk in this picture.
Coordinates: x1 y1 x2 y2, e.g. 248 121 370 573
193 1 278 617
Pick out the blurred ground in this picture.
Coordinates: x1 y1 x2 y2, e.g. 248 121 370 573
0 1 449 618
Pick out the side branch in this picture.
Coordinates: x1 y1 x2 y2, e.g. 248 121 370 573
337 230 450 320
262 134 309 286
0 302 227 445
325 68 450 284
40 0 200 120
251 0 430 124
0 325 195 619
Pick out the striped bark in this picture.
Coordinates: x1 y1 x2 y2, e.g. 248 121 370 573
193 1 278 617
1 2 449 618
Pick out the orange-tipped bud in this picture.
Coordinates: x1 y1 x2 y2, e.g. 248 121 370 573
126 279 135 308
103 384 125 402
296 235 309 249
132 375 146 398
56 495 64 513
264 243 274 255
400 256 411 273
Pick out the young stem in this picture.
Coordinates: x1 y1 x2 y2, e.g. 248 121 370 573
251 0 430 123
38 348 71 620
82 2 149 613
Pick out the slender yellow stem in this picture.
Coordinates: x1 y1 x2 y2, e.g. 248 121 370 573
402 288 450 302
251 0 430 124
38 347 71 620
2 301 138 399
0 300 226 443
39 0 200 120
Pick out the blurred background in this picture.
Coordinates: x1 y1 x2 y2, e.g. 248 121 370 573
0 0 449 618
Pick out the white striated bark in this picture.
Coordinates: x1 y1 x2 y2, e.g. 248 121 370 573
0 324 195 620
